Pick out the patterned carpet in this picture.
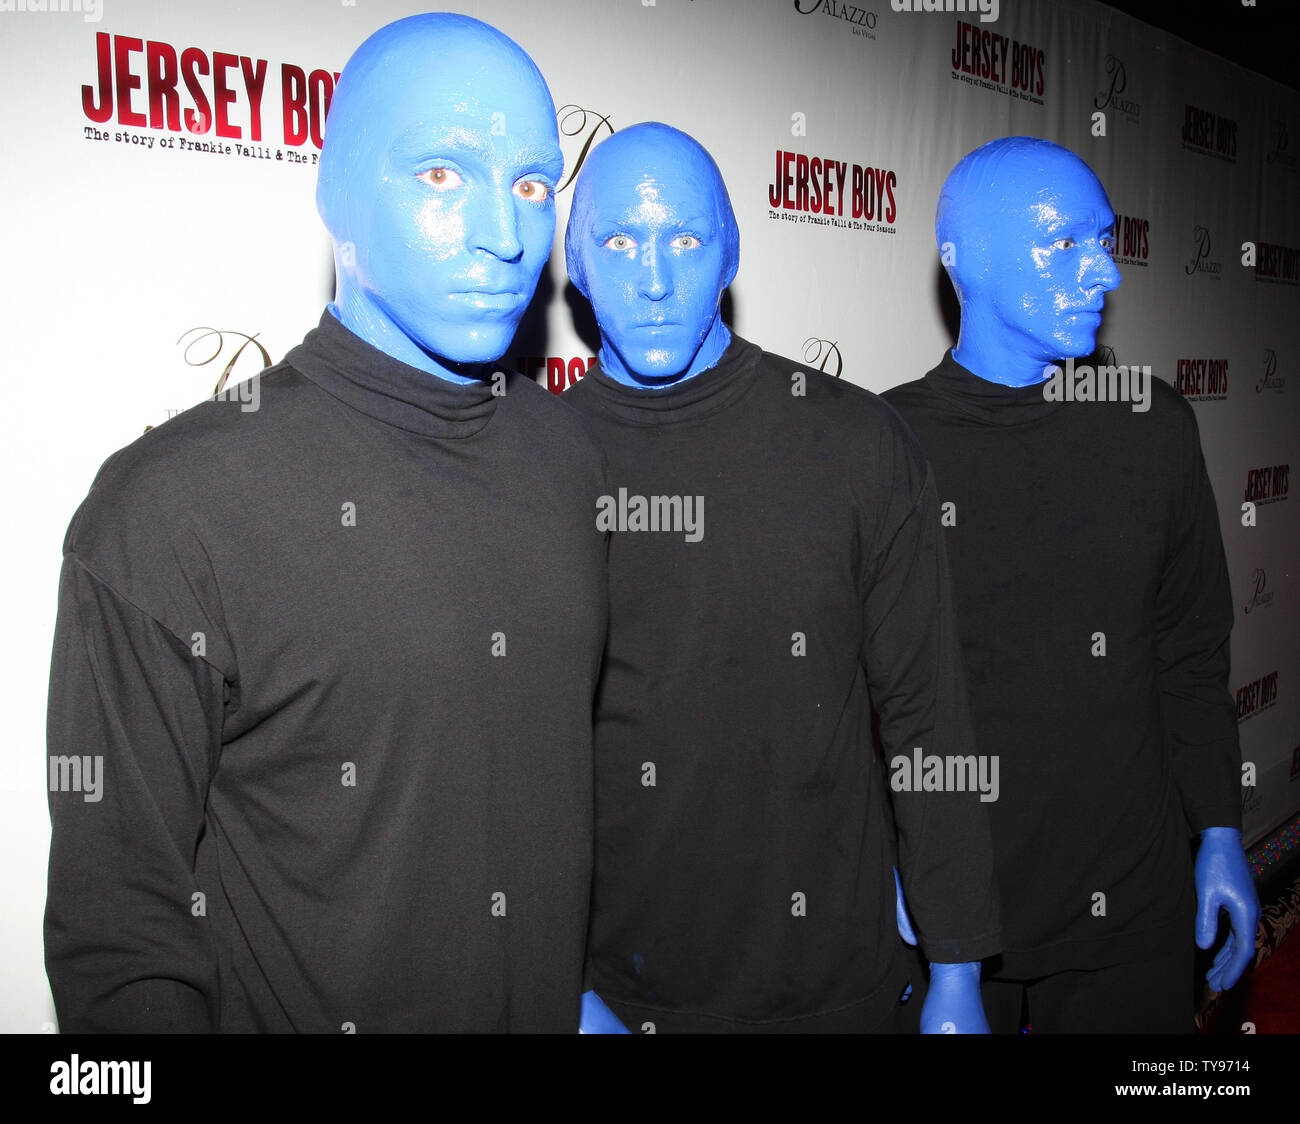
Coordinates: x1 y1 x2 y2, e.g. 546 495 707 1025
1200 821 1300 1034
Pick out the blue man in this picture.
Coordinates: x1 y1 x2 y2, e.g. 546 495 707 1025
886 137 1258 1032
46 14 613 1033
564 123 1001 1034
565 124 738 387
317 14 562 380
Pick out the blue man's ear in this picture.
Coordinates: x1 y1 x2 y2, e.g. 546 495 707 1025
721 219 740 294
565 242 590 302
722 244 740 292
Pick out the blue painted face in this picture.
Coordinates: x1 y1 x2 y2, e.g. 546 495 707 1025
317 15 563 382
567 124 739 387
937 138 1121 387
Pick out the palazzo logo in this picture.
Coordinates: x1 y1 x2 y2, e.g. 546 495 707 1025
1173 357 1228 401
146 326 271 431
1235 670 1277 723
1094 55 1140 123
1243 463 1289 506
81 31 338 154
802 338 844 377
1254 241 1300 285
1111 211 1150 266
792 0 878 41
1256 349 1285 395
555 105 614 194
1243 568 1275 615
1265 116 1296 169
1242 778 1262 817
1185 226 1221 278
767 150 897 233
1180 103 1237 162
950 19 1045 103
1093 344 1137 373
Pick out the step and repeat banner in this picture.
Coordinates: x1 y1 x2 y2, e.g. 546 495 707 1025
1 0 1296 1029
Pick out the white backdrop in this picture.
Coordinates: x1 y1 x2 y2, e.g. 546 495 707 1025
1 0 1296 1031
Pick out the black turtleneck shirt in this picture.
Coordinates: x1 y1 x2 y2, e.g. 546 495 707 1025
884 352 1241 977
564 335 1000 1033
46 310 609 1032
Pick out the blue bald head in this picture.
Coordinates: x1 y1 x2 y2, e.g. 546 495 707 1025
566 123 740 387
936 136 1121 387
317 14 563 383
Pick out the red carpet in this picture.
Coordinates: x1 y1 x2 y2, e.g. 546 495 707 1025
1206 930 1300 1034
1203 871 1300 1034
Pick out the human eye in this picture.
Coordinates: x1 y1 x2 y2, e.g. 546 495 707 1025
671 234 701 250
1052 236 1075 250
514 178 551 203
603 234 636 251
417 166 462 189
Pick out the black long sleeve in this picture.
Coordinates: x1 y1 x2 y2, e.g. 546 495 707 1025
45 310 609 1032
885 352 1241 976
566 336 999 1031
47 556 224 1031
862 458 999 964
1156 408 1242 833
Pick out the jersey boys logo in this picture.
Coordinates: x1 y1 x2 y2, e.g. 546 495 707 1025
1173 358 1228 401
767 150 897 232
951 20 1045 102
1243 568 1275 615
1094 55 1140 123
1235 671 1277 723
81 32 337 151
1254 242 1300 285
1112 212 1150 266
792 0 878 41
1180 103 1237 162
1256 349 1285 395
1243 463 1289 506
1185 226 1222 278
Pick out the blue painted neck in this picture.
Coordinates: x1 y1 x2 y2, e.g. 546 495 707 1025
600 318 731 388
